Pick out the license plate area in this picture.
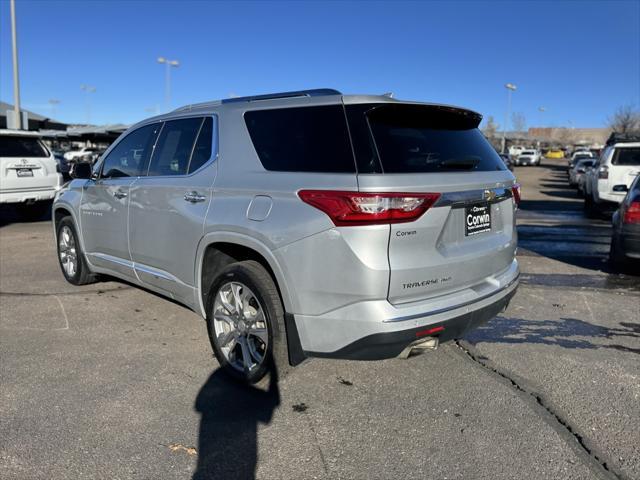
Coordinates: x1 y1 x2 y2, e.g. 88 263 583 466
465 202 491 236
16 168 34 177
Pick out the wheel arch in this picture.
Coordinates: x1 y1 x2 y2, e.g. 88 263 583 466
195 232 295 318
52 204 86 252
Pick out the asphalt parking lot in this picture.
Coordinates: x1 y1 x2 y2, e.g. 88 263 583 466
1 158 639 480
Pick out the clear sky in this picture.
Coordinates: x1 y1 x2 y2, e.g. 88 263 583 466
1 0 638 128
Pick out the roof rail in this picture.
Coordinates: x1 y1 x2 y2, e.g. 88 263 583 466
221 88 341 104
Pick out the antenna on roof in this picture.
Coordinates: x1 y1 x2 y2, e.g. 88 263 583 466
382 92 394 98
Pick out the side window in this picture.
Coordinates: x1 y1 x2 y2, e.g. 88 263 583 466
101 123 160 178
147 118 202 176
188 117 214 173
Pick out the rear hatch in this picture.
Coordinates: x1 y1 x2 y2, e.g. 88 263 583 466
609 145 640 191
345 102 517 305
0 135 56 190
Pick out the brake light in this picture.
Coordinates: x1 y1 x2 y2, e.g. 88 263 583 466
623 201 640 224
598 165 609 179
298 190 441 226
511 183 521 207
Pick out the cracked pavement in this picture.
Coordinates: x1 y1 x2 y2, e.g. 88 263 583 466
1 159 639 479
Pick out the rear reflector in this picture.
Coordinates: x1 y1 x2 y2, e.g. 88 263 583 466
298 190 440 226
623 201 640 224
415 326 444 338
511 183 521 207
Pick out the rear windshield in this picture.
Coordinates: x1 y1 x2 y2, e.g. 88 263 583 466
244 105 355 173
0 136 49 157
356 104 505 173
612 147 640 166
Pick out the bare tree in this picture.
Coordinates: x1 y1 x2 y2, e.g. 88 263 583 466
482 115 499 139
556 128 576 145
511 112 526 133
608 104 640 133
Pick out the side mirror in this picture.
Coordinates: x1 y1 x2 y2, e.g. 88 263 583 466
577 168 585 174
612 184 629 193
70 162 93 179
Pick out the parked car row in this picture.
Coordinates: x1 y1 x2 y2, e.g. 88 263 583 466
566 132 640 270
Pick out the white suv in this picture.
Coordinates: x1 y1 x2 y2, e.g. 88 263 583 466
1 129 63 216
585 133 640 216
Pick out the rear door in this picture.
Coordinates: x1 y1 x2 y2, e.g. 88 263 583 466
128 116 217 306
346 102 517 305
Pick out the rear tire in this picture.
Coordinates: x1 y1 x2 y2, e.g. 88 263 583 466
56 217 98 285
584 194 598 219
206 260 290 386
609 234 625 271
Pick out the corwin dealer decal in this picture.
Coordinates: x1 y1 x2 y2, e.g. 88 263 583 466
465 204 491 236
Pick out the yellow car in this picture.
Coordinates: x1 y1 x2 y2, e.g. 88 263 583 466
545 149 564 159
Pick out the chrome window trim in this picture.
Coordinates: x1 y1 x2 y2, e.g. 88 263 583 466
140 114 219 179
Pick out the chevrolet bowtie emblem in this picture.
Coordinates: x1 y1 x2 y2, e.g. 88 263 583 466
484 190 496 201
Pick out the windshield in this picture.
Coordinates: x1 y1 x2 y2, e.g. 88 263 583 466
354 103 505 173
0 136 49 158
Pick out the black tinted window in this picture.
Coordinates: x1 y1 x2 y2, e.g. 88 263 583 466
148 118 202 176
102 123 160 178
352 104 505 173
188 117 214 173
245 105 355 173
0 136 48 157
612 147 640 166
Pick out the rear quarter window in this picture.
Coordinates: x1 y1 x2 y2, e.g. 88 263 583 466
244 105 355 173
612 147 640 166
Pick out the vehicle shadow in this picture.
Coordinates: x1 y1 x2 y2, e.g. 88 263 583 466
193 365 280 480
0 204 52 227
467 316 640 355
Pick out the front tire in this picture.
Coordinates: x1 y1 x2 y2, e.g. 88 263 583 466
206 260 289 385
56 217 97 285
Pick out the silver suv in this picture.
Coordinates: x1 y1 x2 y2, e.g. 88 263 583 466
53 89 520 383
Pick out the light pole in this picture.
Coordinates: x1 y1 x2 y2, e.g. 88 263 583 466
10 0 22 129
157 57 180 111
80 85 96 125
48 99 60 119
501 83 517 154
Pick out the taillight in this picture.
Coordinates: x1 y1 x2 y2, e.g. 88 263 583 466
511 183 521 207
598 165 609 179
623 201 640 224
298 190 441 226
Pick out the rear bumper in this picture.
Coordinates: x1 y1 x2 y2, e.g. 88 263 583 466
0 185 61 204
295 259 519 360
619 226 640 259
597 189 626 204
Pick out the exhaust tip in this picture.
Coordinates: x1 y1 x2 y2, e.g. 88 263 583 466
398 336 439 359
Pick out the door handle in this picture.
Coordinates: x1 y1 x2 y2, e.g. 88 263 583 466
184 191 207 203
113 189 128 199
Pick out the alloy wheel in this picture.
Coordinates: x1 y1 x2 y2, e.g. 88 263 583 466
212 281 269 373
